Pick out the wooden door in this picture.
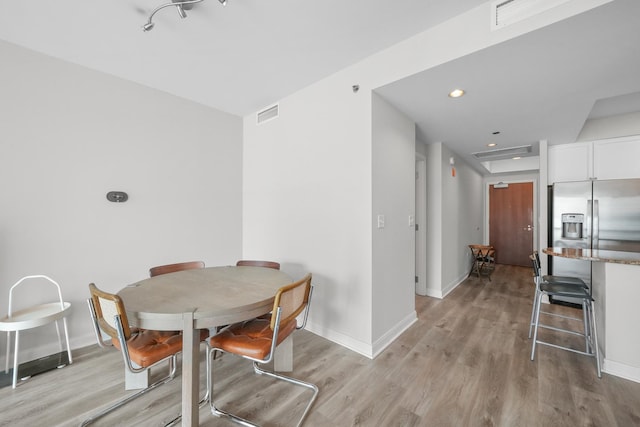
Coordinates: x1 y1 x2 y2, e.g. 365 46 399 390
489 182 533 267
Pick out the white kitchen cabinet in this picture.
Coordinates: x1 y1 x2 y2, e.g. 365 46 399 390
593 136 640 180
548 142 592 183
548 136 640 183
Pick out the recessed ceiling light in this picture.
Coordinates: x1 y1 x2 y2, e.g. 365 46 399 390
512 156 522 160
448 89 465 98
487 143 497 147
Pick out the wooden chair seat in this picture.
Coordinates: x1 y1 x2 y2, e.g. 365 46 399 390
210 317 297 361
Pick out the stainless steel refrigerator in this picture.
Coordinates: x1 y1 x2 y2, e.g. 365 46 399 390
550 178 640 304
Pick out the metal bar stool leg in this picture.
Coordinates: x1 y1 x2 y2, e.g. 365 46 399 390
530 291 543 361
529 287 541 339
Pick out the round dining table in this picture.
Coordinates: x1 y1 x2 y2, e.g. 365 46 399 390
118 266 292 427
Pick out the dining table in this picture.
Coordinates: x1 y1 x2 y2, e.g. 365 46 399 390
118 265 293 427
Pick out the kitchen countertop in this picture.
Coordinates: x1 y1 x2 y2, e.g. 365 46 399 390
543 247 640 265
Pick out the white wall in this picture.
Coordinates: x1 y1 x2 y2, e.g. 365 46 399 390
371 93 417 354
242 0 602 357
577 112 640 141
243 63 375 356
422 143 483 298
0 41 243 362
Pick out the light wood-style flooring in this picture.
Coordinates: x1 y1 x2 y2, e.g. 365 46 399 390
2 264 640 426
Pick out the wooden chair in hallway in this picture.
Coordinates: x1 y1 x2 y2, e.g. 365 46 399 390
468 244 496 280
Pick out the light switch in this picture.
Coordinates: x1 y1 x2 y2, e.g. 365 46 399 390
408 215 415 227
377 214 385 229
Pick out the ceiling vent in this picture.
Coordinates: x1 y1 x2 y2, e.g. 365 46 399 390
491 0 571 30
257 104 279 124
472 144 532 160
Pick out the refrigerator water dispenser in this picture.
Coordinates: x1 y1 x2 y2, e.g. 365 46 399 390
561 213 584 239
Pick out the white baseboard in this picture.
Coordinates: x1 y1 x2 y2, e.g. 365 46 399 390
371 311 418 358
603 358 640 383
305 310 417 360
304 322 374 358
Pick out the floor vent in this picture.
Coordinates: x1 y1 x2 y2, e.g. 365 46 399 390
472 144 532 160
491 0 571 30
257 104 279 124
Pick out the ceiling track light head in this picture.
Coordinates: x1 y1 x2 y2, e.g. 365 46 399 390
176 4 187 18
143 0 218 32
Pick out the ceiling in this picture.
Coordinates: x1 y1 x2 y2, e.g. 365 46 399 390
1 0 640 175
0 0 485 115
377 0 640 173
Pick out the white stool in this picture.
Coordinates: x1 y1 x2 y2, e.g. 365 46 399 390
0 275 72 388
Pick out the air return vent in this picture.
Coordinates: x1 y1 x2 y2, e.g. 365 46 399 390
257 104 279 124
491 0 571 30
472 144 532 160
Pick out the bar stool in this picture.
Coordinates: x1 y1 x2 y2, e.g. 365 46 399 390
528 251 588 338
529 254 601 377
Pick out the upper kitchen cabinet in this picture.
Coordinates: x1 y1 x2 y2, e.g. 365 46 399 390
548 142 592 183
549 136 640 183
592 136 640 180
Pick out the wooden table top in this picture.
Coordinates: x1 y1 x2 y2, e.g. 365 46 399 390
118 266 292 331
543 247 640 265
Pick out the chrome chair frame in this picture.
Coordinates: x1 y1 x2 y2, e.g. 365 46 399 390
529 255 601 378
207 280 318 427
82 296 179 426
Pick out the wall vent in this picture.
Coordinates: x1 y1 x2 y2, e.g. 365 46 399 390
472 144 532 160
491 0 571 30
257 104 279 124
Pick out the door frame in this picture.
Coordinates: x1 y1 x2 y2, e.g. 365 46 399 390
415 153 427 295
484 177 539 259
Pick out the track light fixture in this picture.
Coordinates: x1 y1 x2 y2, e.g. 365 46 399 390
143 0 227 32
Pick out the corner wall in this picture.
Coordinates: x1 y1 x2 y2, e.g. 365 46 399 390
424 143 483 298
371 93 417 355
0 41 243 361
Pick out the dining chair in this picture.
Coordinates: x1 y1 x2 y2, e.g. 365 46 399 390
236 260 281 270
149 260 210 340
206 273 318 427
82 283 183 426
149 260 205 277
529 254 601 377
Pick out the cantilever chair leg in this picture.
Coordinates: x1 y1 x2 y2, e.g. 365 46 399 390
253 362 319 424
82 288 186 427
80 355 178 427
207 358 319 427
